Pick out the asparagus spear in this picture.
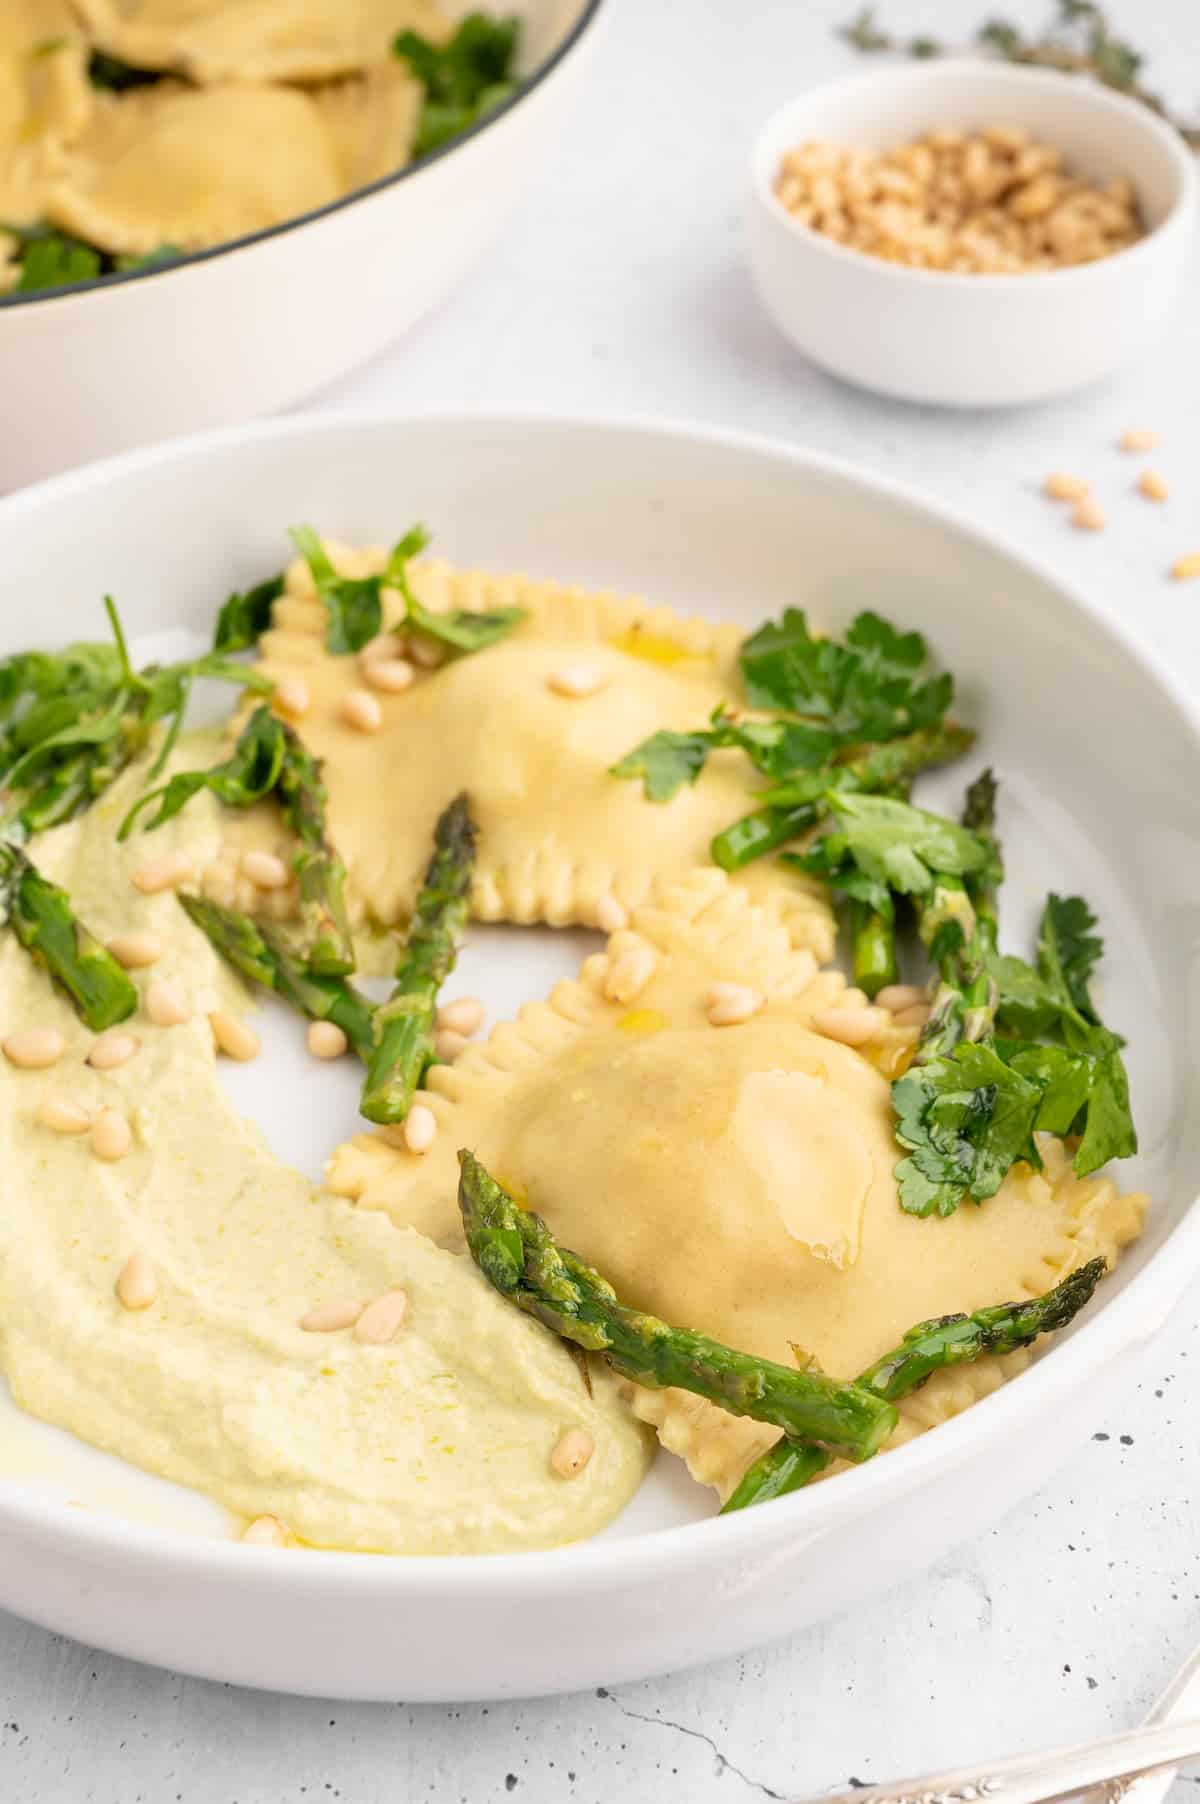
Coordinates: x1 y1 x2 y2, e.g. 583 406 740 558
457 1151 898 1461
178 893 376 1056
359 794 476 1125
0 842 137 1030
722 1257 1106 1512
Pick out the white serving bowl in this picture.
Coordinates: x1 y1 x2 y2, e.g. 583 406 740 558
747 59 1198 406
0 412 1198 1700
0 0 603 492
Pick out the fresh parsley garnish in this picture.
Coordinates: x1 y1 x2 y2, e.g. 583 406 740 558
394 13 521 159
212 574 285 656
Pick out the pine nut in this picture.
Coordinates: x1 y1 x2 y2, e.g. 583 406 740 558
274 676 310 718
1043 472 1090 502
1120 428 1160 452
354 1288 409 1344
87 1031 140 1071
595 895 628 934
92 1108 132 1161
547 664 606 699
116 1253 157 1311
106 932 164 969
436 996 485 1038
209 1011 261 1061
876 983 927 1013
1138 469 1169 502
408 633 445 670
37 1095 92 1135
434 1028 468 1063
299 1298 363 1333
358 631 406 666
706 983 764 1027
131 853 192 894
604 941 657 1005
363 657 415 694
550 1428 595 1479
1070 498 1106 532
340 689 383 733
403 1103 437 1154
242 850 290 890
1172 552 1200 582
306 1021 348 1060
811 1006 888 1047
146 978 190 1028
893 1004 931 1028
3 1028 66 1069
242 1515 288 1547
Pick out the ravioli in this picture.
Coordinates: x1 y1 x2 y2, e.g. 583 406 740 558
328 868 1148 1500
45 80 342 255
313 59 421 192
68 0 449 85
0 6 91 227
255 545 836 957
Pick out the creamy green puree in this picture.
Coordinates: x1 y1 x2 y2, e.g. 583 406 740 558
0 738 650 1554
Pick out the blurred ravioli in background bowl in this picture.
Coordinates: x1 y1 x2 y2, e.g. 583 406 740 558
0 0 607 489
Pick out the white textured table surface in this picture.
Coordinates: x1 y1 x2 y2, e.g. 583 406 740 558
4 1 1200 1798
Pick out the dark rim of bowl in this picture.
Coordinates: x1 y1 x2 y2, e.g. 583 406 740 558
0 0 605 312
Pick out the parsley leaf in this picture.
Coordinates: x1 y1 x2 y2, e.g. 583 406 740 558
211 574 284 655
739 607 953 744
118 704 286 838
1038 892 1103 1021
608 730 714 802
802 792 998 900
893 1042 1044 1217
15 233 101 293
395 13 521 158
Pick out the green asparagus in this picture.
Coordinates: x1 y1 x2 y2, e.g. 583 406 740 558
360 794 476 1124
457 1152 898 1461
723 1256 1106 1511
0 842 137 1029
178 894 376 1056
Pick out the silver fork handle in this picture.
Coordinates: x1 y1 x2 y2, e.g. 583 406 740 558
804 1717 1200 1804
1090 1643 1200 1804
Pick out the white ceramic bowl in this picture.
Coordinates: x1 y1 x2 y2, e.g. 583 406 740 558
747 60 1198 406
0 0 603 493
0 413 1198 1701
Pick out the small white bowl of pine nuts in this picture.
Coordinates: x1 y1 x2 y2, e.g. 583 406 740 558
747 59 1197 406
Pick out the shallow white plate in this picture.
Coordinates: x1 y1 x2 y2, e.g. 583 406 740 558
0 414 1197 1701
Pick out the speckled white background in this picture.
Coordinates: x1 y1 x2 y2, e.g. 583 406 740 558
3 0 1200 1798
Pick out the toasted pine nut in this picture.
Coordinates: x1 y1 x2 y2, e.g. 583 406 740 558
403 1103 437 1154
1071 498 1106 532
3 1028 66 1069
242 1515 288 1547
1138 469 1169 502
340 688 383 733
38 1095 91 1135
131 853 192 895
894 1004 931 1028
595 895 628 934
116 1253 157 1311
87 1031 140 1071
604 941 657 1005
354 1288 409 1344
811 1006 889 1047
363 658 415 694
242 850 290 890
92 1108 132 1161
1120 428 1160 452
209 1010 261 1062
408 633 445 670
146 978 190 1028
876 983 926 1013
551 1428 595 1479
706 983 764 1027
106 932 164 970
434 1028 468 1063
1043 472 1090 502
274 676 311 719
436 996 485 1038
299 1298 363 1333
547 664 606 699
1172 552 1200 582
306 1021 348 1060
358 631 406 666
